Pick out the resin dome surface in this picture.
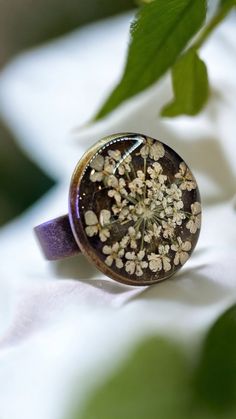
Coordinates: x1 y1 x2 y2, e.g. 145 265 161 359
69 133 201 286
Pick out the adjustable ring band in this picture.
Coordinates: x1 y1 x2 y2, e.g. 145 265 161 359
34 215 80 260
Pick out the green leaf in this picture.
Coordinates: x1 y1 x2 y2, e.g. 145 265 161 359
67 305 236 419
220 0 236 8
193 304 236 415
71 338 191 419
94 0 206 120
161 49 209 117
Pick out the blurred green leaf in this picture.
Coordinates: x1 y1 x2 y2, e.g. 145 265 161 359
220 0 236 8
68 304 236 419
161 49 209 117
73 338 191 419
0 120 55 225
94 0 206 120
193 304 236 416
0 0 134 68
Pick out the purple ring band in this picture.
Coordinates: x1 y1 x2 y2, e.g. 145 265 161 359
34 215 80 260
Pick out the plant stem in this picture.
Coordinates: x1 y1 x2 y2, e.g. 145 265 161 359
140 219 146 250
193 1 235 50
143 157 147 200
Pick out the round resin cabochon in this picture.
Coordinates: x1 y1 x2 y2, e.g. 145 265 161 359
69 133 201 286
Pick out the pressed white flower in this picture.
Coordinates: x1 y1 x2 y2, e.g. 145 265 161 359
99 209 111 226
158 244 172 272
108 182 122 203
162 220 175 239
159 197 173 218
102 242 124 268
144 223 161 243
147 162 162 178
128 226 141 249
172 204 186 225
108 178 127 203
89 153 116 182
90 154 104 171
148 253 162 272
147 185 164 202
128 170 145 195
84 210 99 237
111 198 128 216
171 237 192 265
120 227 141 249
148 245 171 272
89 155 105 182
186 202 201 233
117 154 132 175
149 141 165 161
85 210 110 242
125 250 148 276
107 174 119 188
104 155 116 175
120 234 130 249
108 149 121 161
98 209 111 241
140 139 165 161
117 203 134 222
175 162 196 191
174 200 184 210
147 162 167 184
166 183 182 200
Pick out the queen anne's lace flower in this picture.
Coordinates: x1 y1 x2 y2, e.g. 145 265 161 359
89 155 105 182
108 149 121 161
186 202 201 233
117 154 132 175
166 183 182 200
175 162 196 191
140 138 165 161
120 227 141 249
85 139 200 280
147 162 167 184
125 250 148 276
85 210 111 242
128 170 145 195
84 210 99 237
144 223 162 243
102 242 124 268
171 237 192 265
148 245 171 272
89 152 118 182
108 176 127 203
162 220 175 239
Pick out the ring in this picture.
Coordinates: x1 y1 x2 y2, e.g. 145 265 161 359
34 132 201 286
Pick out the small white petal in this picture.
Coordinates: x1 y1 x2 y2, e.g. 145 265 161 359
102 245 112 255
182 241 191 252
90 154 104 171
180 252 189 265
116 258 124 269
85 226 98 237
105 256 113 267
125 260 135 275
99 209 111 226
85 210 98 226
191 202 201 215
90 171 104 182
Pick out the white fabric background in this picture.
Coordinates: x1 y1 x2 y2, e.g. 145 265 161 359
0 10 236 419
